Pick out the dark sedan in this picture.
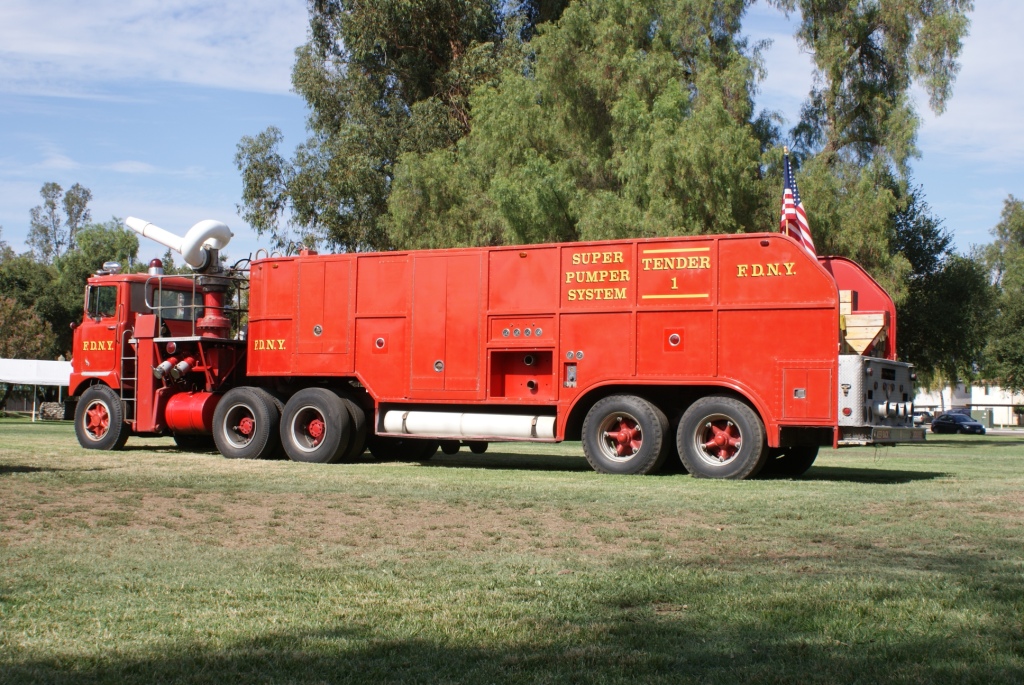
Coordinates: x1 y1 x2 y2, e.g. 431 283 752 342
930 413 986 435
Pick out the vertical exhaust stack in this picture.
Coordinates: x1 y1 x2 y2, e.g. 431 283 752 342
124 217 236 338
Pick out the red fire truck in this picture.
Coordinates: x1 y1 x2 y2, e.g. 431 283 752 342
68 217 924 479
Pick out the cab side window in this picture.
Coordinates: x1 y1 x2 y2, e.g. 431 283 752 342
87 286 118 319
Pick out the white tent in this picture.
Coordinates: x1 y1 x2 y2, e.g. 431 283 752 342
0 359 72 421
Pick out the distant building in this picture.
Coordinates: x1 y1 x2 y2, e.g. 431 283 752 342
915 383 1024 426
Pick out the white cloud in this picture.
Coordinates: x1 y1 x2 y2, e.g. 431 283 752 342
0 0 309 96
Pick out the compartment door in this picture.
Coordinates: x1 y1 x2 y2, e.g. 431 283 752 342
783 368 833 420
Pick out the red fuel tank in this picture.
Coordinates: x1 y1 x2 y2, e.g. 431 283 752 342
165 391 221 435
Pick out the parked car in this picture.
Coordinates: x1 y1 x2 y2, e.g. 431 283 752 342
930 413 986 435
913 410 933 426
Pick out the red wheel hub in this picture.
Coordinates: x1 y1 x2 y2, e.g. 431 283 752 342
307 418 325 445
605 417 642 457
702 420 741 461
85 403 110 439
237 417 255 436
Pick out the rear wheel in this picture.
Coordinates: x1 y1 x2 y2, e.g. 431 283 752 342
281 388 351 463
581 395 668 475
677 396 768 479
212 387 280 460
440 440 461 455
75 385 129 450
467 441 488 454
338 396 368 461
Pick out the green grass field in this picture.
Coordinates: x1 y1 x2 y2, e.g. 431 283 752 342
1 417 1022 684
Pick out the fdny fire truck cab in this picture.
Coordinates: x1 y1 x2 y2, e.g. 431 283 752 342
69 217 924 479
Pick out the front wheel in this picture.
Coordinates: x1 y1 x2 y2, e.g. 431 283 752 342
677 396 768 479
581 395 668 475
212 387 280 460
75 385 129 450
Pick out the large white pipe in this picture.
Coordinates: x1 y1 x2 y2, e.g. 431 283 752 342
383 410 556 440
125 217 233 269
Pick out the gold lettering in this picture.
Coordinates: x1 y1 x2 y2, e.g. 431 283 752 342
565 272 574 283
752 264 764 277
572 253 581 265
767 263 780 276
614 252 624 263
642 258 653 270
602 252 612 263
737 265 748 277
277 339 286 350
614 287 626 299
784 262 796 275
82 341 89 351
700 256 710 269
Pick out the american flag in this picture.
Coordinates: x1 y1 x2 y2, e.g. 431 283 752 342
780 148 815 255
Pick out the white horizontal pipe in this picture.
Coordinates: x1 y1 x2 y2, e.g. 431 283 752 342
125 217 233 269
383 411 556 440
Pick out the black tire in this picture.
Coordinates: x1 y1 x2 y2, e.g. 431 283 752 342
581 395 669 475
467 441 488 454
250 388 285 458
173 434 217 452
677 396 768 479
367 435 439 461
440 440 461 455
75 385 129 450
280 388 351 463
762 445 819 478
212 387 280 460
338 396 368 462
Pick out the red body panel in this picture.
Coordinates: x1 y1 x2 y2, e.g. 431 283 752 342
245 233 845 445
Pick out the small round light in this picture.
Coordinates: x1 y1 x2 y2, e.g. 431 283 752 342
166 342 177 354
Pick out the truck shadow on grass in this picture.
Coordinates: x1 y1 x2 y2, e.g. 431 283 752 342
798 466 949 484
912 438 1021 448
393 452 948 483
391 450 595 473
0 464 115 476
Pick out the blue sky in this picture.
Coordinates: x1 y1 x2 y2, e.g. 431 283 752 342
1 1 1020 264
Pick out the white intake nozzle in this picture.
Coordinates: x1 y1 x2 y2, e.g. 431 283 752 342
125 217 233 269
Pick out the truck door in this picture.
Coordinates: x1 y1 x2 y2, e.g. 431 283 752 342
77 284 122 379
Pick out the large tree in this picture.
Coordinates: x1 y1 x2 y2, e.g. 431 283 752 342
984 196 1024 392
237 0 974 292
0 219 139 358
771 0 974 301
236 0 534 252
0 296 56 412
387 0 770 249
27 182 93 263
